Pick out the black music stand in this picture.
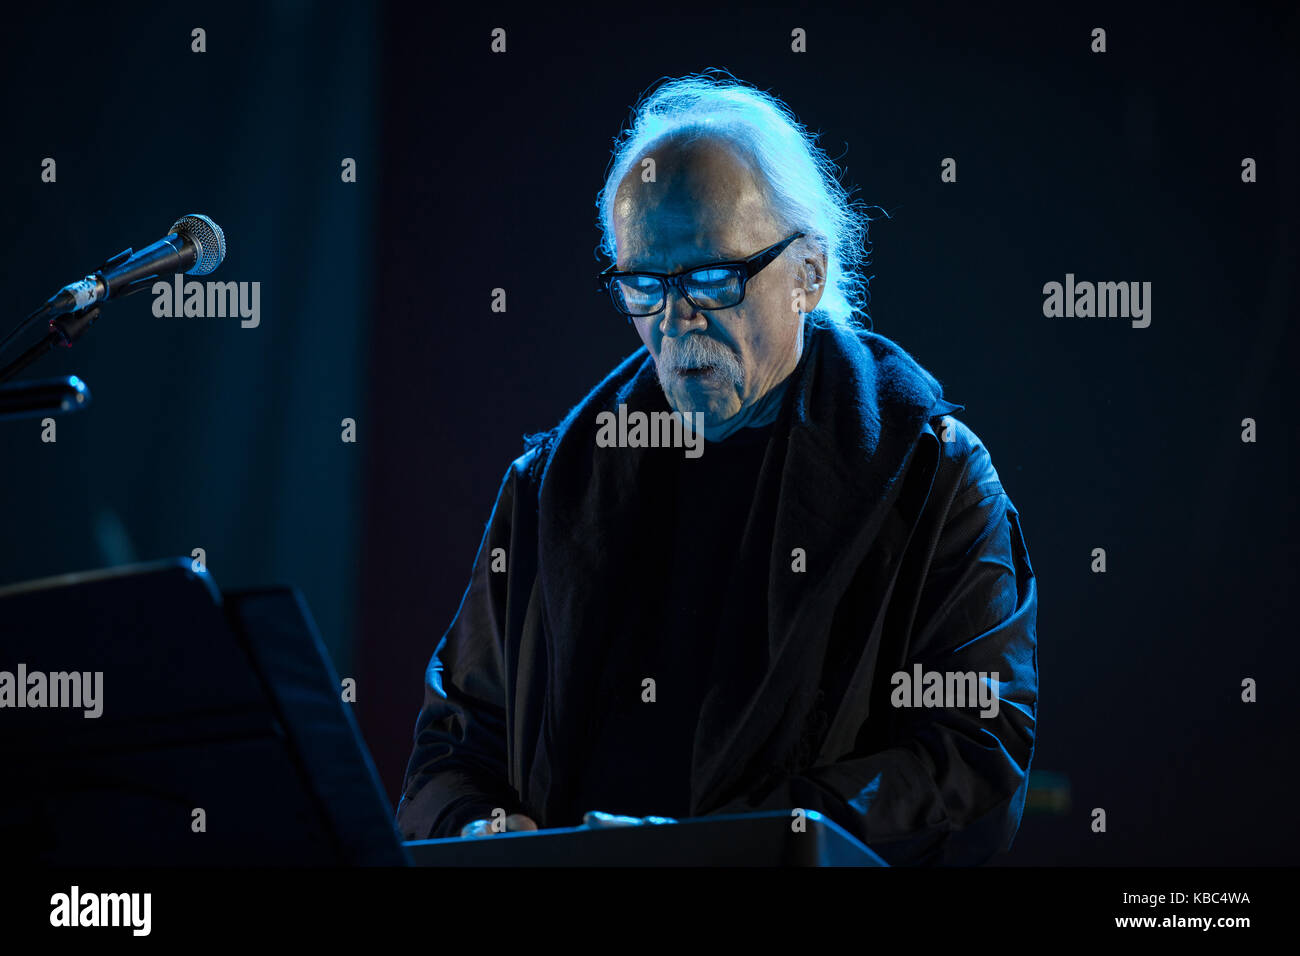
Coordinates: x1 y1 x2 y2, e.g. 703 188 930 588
0 558 408 866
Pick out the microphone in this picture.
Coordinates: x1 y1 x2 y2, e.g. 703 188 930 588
34 214 226 322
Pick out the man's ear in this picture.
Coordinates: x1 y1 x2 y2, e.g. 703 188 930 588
799 242 828 310
804 261 823 290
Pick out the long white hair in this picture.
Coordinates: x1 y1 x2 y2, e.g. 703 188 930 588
595 69 883 331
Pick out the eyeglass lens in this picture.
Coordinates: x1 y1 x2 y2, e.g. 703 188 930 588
612 265 745 315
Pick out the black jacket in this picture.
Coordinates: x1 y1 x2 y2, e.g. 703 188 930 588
396 318 1038 865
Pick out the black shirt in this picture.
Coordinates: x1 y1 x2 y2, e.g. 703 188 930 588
571 420 776 819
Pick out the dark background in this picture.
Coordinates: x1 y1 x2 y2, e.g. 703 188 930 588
1 0 1295 865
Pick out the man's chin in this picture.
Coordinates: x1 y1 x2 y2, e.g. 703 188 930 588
665 393 738 429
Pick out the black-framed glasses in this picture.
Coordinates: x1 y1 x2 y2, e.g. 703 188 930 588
596 231 805 318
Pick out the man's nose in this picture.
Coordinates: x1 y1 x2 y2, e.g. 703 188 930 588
659 286 708 337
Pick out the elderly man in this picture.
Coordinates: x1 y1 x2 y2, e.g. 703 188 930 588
395 73 1038 866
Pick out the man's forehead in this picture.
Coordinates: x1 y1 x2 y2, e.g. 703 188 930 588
617 212 751 270
614 175 775 268
613 133 777 261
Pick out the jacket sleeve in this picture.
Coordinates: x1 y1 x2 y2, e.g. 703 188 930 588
709 435 1039 866
394 460 531 840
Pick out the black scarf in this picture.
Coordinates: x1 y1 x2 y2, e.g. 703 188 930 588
525 317 961 825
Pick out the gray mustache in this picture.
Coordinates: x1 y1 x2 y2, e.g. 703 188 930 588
659 335 742 377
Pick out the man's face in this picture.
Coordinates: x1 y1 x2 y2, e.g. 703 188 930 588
611 136 823 430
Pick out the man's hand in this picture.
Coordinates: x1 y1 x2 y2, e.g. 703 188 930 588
459 813 539 837
581 810 677 828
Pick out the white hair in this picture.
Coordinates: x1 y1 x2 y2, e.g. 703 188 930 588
595 69 883 332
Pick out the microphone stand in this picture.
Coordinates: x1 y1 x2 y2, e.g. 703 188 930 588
0 215 222 418
0 305 101 420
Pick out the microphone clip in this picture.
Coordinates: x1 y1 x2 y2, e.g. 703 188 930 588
49 305 103 348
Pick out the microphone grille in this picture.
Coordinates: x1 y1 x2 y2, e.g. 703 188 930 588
172 214 227 276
